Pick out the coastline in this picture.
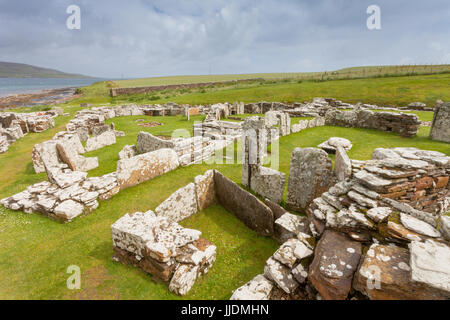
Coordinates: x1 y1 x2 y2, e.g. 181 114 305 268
0 86 81 110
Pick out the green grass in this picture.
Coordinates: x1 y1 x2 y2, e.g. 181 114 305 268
77 73 450 108
0 108 448 299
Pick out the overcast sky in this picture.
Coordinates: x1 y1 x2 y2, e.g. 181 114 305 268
0 0 449 78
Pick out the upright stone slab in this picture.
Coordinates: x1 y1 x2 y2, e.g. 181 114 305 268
137 131 175 154
250 166 286 204
214 170 274 236
194 170 215 211
241 117 267 187
286 148 333 212
155 183 198 222
85 130 116 152
116 148 179 189
430 101 450 143
334 146 352 181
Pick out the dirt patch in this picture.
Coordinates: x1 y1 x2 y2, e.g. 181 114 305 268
155 135 172 140
66 265 121 300
138 121 163 128
0 87 80 109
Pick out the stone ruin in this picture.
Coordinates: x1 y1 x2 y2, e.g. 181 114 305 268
111 211 216 296
136 132 217 167
0 110 59 153
264 110 291 136
1 145 181 221
32 131 98 174
430 100 450 143
241 116 285 204
111 168 277 295
325 108 421 137
231 146 449 300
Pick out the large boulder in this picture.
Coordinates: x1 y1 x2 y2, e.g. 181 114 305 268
116 148 179 189
430 101 450 143
308 230 362 300
286 148 333 212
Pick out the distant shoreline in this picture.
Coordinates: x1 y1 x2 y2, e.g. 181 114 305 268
0 86 81 109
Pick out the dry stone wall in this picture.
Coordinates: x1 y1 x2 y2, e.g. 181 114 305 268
116 148 179 190
0 110 57 153
231 146 449 301
325 109 421 137
111 211 216 296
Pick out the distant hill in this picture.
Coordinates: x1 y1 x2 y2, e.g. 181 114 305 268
0 61 93 78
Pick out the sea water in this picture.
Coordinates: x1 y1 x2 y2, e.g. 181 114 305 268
0 78 104 97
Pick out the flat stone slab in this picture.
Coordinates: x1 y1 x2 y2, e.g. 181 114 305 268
214 170 274 236
117 148 179 189
409 240 450 296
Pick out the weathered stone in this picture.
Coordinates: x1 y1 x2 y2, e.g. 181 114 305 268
387 221 425 242
168 264 199 296
116 148 179 189
274 213 309 243
400 213 441 238
318 137 352 153
137 131 175 154
214 170 274 236
273 238 311 268
409 240 450 297
264 257 299 294
366 207 391 223
440 216 450 241
53 200 84 221
118 145 137 160
353 243 447 300
347 190 378 208
47 169 87 189
230 274 274 300
354 170 393 192
264 199 288 220
155 183 198 222
250 166 286 204
430 101 450 143
194 170 215 211
286 148 333 212
291 264 308 284
56 143 98 172
308 230 361 300
32 140 60 173
85 130 116 152
334 146 352 181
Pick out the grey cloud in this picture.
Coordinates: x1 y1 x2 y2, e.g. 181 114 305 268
0 0 448 78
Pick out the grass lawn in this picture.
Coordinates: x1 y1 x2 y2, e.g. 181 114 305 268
77 73 450 108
